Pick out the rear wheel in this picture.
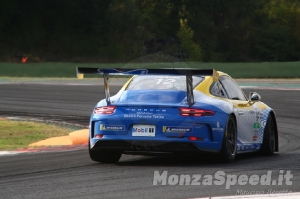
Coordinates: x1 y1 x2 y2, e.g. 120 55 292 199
89 141 122 163
261 114 276 155
220 115 237 163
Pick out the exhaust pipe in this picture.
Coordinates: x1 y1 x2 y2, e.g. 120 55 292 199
133 141 153 151
144 142 152 150
134 142 143 150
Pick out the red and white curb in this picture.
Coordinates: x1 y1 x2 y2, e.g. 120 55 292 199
0 151 23 156
191 192 300 199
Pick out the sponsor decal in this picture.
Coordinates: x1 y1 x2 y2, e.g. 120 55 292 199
254 122 260 128
162 126 192 133
255 110 261 124
253 135 258 141
140 70 148 74
100 124 125 131
132 127 155 133
261 119 267 128
132 125 156 136
249 110 255 115
253 122 260 132
124 114 164 119
239 144 261 151
212 122 224 131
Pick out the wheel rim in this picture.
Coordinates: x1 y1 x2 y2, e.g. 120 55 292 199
227 119 236 155
269 117 275 151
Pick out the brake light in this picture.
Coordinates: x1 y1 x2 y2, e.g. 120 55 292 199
94 134 104 138
94 106 116 114
188 136 204 141
179 108 215 116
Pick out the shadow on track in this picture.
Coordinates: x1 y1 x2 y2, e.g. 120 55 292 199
86 152 283 169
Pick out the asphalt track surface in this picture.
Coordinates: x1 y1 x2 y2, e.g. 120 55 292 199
0 84 300 199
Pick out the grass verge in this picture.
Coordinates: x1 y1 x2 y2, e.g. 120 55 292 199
0 120 73 150
0 61 300 78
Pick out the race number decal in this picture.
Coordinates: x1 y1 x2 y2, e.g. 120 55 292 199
155 79 176 85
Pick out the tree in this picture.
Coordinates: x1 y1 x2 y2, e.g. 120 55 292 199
252 0 300 61
176 19 201 61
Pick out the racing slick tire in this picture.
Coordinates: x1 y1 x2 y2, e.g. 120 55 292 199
220 115 237 163
89 141 122 163
261 114 276 155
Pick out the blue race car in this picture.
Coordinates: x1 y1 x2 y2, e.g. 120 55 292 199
77 68 279 163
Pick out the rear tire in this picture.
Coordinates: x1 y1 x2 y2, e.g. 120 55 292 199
261 114 276 155
220 115 237 163
89 141 122 163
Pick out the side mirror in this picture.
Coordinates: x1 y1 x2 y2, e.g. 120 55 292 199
249 92 261 102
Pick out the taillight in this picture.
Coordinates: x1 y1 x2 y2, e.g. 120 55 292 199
94 106 116 114
179 108 215 117
94 134 104 138
188 136 204 141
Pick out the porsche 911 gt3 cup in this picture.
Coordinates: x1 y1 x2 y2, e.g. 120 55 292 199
76 68 278 163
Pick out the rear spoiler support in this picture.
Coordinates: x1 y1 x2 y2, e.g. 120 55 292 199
103 73 111 105
186 71 195 106
76 68 219 107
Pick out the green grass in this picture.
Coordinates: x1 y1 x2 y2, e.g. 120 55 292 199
0 120 73 150
0 62 299 78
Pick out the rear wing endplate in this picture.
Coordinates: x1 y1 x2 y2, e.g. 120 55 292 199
76 67 219 107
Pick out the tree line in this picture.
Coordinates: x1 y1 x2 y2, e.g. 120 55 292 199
1 0 300 62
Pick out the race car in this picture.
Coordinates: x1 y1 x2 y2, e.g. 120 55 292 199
76 67 278 163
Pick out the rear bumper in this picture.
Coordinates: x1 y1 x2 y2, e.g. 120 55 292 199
91 139 219 153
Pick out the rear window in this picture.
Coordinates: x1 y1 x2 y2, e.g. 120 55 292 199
126 75 204 91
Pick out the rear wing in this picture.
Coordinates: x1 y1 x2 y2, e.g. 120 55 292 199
76 67 219 107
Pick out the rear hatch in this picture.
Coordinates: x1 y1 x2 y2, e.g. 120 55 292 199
92 90 211 138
